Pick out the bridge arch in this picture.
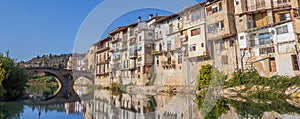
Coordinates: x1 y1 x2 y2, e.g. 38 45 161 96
74 76 93 86
25 67 93 87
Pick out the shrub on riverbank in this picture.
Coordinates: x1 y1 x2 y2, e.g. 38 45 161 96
225 69 300 92
196 64 226 91
0 56 28 100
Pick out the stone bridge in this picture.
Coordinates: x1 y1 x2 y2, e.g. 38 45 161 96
25 67 93 87
23 86 94 105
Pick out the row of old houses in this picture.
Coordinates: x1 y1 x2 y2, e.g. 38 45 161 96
85 0 300 87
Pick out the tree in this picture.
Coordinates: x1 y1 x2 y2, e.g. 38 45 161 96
0 56 28 100
0 63 5 86
196 64 226 90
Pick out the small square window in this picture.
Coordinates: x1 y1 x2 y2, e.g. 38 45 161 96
191 28 201 36
230 40 234 47
190 45 196 51
220 21 225 30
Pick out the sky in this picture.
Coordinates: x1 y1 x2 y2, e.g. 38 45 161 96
0 0 203 61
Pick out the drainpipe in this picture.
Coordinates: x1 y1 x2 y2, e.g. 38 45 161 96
234 36 239 70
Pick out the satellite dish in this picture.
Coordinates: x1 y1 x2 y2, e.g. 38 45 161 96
269 28 276 35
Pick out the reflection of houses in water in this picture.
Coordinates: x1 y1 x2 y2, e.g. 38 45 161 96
154 94 201 119
82 89 202 119
90 90 156 119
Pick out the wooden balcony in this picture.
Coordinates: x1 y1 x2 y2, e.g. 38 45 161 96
96 47 110 53
259 46 275 55
294 7 300 19
272 0 291 8
129 53 138 59
247 1 266 11
161 60 176 69
110 38 121 43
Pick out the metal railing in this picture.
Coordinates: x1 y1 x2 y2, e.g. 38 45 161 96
272 0 291 7
247 1 266 11
294 7 300 18
259 46 275 55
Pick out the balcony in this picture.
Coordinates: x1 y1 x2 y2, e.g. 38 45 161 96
129 65 136 70
294 8 300 18
130 39 137 46
180 35 188 43
259 46 275 55
96 46 110 52
129 53 138 59
155 34 163 41
152 50 163 55
110 38 121 43
161 60 176 69
247 1 266 11
95 60 109 64
272 0 291 8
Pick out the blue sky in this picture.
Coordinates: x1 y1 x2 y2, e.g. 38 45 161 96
0 0 203 61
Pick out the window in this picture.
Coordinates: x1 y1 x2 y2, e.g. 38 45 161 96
236 1 239 5
191 28 201 36
239 16 243 22
230 40 234 47
240 36 244 40
220 21 225 30
212 5 218 13
220 41 225 51
156 57 159 66
169 24 173 34
279 12 291 22
191 12 201 22
292 55 299 70
139 36 142 41
138 57 142 61
276 25 288 34
167 40 172 50
123 60 126 68
269 58 277 72
148 32 153 36
137 67 140 72
207 22 220 33
219 2 223 11
178 53 182 64
190 44 196 51
201 43 204 47
259 33 271 45
221 55 228 65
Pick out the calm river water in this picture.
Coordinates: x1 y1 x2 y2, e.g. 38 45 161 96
1 85 300 119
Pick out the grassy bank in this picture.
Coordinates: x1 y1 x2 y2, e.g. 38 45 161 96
27 75 58 86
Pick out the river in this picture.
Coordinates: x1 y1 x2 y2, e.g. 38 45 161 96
1 84 300 119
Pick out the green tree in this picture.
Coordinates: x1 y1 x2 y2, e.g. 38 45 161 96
0 56 28 100
196 64 226 90
0 63 5 85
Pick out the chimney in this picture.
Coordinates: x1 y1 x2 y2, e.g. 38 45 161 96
149 14 153 19
138 16 141 22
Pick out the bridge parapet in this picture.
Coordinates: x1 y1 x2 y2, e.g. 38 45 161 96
25 67 93 87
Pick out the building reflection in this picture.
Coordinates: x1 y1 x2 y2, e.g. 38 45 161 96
74 88 200 119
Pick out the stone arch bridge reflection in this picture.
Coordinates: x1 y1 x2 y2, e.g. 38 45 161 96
24 67 94 105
